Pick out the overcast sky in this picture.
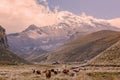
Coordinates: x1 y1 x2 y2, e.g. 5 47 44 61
0 0 119 34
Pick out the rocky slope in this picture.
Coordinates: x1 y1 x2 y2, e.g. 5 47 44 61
0 25 8 48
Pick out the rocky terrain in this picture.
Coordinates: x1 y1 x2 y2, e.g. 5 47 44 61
0 25 8 48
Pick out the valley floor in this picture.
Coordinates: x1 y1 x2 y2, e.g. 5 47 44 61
0 64 120 80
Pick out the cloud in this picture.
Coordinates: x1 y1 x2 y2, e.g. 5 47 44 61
0 0 57 33
54 5 59 13
40 0 48 4
36 0 48 8
109 18 120 28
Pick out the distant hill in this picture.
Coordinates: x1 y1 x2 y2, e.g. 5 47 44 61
87 40 120 66
41 30 120 63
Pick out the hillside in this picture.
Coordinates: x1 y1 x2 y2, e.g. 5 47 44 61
0 47 29 65
87 40 120 66
31 30 120 62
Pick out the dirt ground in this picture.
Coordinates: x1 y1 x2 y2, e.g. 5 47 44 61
0 64 120 80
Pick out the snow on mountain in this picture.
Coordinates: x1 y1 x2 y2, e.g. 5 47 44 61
22 25 48 39
56 11 117 31
7 11 120 59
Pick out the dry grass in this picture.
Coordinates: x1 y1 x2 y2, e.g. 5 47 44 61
88 40 120 66
87 72 120 80
0 64 120 80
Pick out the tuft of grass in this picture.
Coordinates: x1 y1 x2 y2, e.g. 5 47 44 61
87 72 120 80
53 78 69 80
0 77 8 80
21 72 32 76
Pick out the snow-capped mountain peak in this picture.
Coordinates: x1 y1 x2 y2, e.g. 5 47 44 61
22 25 49 39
